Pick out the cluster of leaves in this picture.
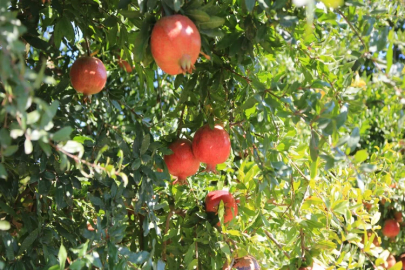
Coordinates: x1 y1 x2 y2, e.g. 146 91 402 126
0 0 405 269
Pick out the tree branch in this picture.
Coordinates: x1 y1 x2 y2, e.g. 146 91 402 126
337 10 368 53
162 205 174 262
264 230 290 259
49 142 122 177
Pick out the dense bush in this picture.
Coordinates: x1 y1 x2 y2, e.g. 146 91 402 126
0 0 405 269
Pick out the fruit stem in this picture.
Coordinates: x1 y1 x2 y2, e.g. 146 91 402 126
84 36 91 56
172 177 188 185
179 54 194 74
205 164 217 174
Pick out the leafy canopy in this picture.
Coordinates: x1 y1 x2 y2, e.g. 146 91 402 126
0 0 405 269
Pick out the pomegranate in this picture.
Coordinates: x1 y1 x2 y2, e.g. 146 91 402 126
384 254 396 269
205 190 238 226
150 14 201 75
223 256 260 270
192 124 231 172
395 212 403 223
164 139 200 185
118 59 133 73
382 219 400 238
70 56 107 95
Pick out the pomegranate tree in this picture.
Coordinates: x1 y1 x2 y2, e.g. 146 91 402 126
150 14 201 75
205 190 237 226
70 56 107 95
382 219 400 238
192 124 231 172
164 139 200 185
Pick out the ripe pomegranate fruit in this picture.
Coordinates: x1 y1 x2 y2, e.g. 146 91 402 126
395 212 403 224
222 256 260 270
150 14 201 75
384 254 396 269
70 56 107 95
164 139 200 185
118 58 133 73
382 219 400 238
205 190 238 226
192 124 231 172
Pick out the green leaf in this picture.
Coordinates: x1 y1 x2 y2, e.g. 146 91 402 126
184 243 195 266
332 200 349 215
127 251 149 264
18 227 40 256
140 134 150 155
2 233 15 260
309 130 319 162
53 127 73 142
39 140 52 156
257 0 270 9
359 164 377 173
173 0 183 11
58 242 67 269
354 149 368 164
0 129 11 146
61 141 84 158
245 0 256 12
186 10 210 22
118 0 131 9
347 127 360 152
120 10 141 18
54 16 75 48
198 16 225 29
386 30 394 74
27 111 40 125
0 164 7 179
3 145 18 157
0 221 11 231
24 138 33 154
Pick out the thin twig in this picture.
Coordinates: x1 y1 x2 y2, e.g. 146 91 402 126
229 120 245 127
49 142 121 177
177 105 186 138
337 10 368 53
162 206 174 262
224 66 251 83
264 230 290 259
84 36 91 56
288 158 310 182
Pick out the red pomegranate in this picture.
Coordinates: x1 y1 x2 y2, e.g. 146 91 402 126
395 212 403 224
205 190 238 226
164 139 200 185
150 14 201 75
192 124 231 172
70 56 107 95
384 254 396 269
383 219 400 238
222 255 260 269
118 59 133 73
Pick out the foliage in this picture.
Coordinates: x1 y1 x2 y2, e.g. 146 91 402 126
0 0 405 269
